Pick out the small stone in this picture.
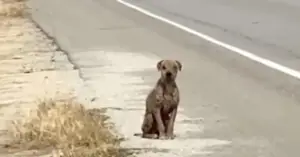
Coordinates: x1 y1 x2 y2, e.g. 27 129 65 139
22 68 33 73
12 55 22 60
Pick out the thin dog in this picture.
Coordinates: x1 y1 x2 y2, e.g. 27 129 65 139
135 59 182 140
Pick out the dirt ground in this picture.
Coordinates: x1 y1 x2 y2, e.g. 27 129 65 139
0 1 124 157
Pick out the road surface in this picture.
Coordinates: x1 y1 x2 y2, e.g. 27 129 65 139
121 0 300 72
27 0 300 156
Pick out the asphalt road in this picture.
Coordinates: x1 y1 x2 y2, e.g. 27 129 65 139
27 0 300 156
123 0 300 71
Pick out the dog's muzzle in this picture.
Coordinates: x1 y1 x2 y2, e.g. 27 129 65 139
165 72 173 82
166 72 172 77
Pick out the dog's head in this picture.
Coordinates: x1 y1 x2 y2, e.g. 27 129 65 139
157 60 182 82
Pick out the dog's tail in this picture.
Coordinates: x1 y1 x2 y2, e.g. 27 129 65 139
133 133 143 137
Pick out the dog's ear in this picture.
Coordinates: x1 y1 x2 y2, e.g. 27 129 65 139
157 60 164 71
175 60 182 71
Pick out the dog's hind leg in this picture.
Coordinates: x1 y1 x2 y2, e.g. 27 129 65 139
141 113 158 139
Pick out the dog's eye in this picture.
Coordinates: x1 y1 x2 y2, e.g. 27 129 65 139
162 66 166 70
173 66 177 70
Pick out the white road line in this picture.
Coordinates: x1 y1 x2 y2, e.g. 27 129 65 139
117 0 300 80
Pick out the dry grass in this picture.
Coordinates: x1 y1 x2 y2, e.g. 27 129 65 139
6 99 125 157
0 0 28 18
0 0 129 156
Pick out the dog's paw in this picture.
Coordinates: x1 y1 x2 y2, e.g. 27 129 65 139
166 134 176 140
158 136 168 140
158 134 168 140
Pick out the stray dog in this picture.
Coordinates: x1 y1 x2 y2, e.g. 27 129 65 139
134 59 182 140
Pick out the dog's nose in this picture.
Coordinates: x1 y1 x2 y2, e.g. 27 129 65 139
166 72 172 77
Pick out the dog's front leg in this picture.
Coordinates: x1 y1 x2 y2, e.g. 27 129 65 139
166 107 177 139
154 107 167 140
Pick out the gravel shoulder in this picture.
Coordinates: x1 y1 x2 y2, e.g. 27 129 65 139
27 0 300 156
0 1 122 156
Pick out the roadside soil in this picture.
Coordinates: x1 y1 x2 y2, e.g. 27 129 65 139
0 1 125 156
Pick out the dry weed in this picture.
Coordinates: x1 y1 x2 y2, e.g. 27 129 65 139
0 0 28 17
1 0 27 3
7 99 125 157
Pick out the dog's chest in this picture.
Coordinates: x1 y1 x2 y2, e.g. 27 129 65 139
162 93 176 113
161 83 178 113
162 96 173 113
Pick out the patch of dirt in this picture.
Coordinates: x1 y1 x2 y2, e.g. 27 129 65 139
0 0 128 156
0 0 28 17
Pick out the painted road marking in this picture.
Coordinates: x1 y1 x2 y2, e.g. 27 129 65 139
117 0 300 80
